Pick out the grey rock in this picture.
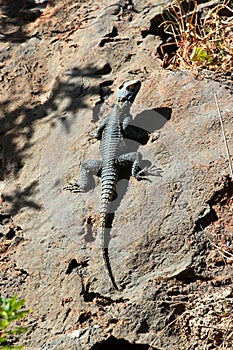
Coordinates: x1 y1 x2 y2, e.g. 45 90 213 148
1 1 232 350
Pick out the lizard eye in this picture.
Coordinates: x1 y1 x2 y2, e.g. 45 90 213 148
126 84 135 91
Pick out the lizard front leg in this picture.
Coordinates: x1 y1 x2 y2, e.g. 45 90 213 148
122 116 149 145
122 115 132 133
64 160 102 192
89 116 109 140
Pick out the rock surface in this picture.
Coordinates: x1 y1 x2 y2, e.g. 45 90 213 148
1 0 233 349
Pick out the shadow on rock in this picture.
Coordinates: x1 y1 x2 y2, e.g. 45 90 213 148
0 63 112 214
90 335 151 350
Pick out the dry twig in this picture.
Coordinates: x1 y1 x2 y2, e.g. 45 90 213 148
214 93 233 178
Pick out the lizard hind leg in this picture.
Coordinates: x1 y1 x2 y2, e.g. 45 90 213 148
117 151 144 180
64 160 102 192
117 152 158 180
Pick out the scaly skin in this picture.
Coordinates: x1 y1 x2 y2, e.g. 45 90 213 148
99 81 142 290
66 80 151 290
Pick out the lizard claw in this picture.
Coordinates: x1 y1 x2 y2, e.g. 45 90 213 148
144 165 163 177
135 165 163 180
63 180 84 193
87 130 99 143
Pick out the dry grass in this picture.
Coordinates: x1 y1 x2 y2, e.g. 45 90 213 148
160 0 233 78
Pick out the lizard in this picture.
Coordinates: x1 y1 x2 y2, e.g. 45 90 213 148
65 80 153 291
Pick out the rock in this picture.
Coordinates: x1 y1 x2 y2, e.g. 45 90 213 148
1 0 233 349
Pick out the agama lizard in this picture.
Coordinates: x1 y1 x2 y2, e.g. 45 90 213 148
66 80 152 290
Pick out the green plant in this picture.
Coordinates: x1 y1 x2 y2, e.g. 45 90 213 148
0 295 31 349
160 0 233 76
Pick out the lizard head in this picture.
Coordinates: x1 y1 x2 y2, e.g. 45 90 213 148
116 80 141 104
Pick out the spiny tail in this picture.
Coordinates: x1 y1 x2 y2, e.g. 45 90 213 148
100 212 120 291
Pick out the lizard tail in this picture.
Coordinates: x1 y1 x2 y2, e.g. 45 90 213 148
102 247 120 291
100 212 120 291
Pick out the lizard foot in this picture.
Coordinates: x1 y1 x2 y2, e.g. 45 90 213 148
63 180 85 193
87 130 99 143
144 165 163 177
135 165 163 181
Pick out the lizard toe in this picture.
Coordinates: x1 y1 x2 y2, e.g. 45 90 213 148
63 181 84 193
